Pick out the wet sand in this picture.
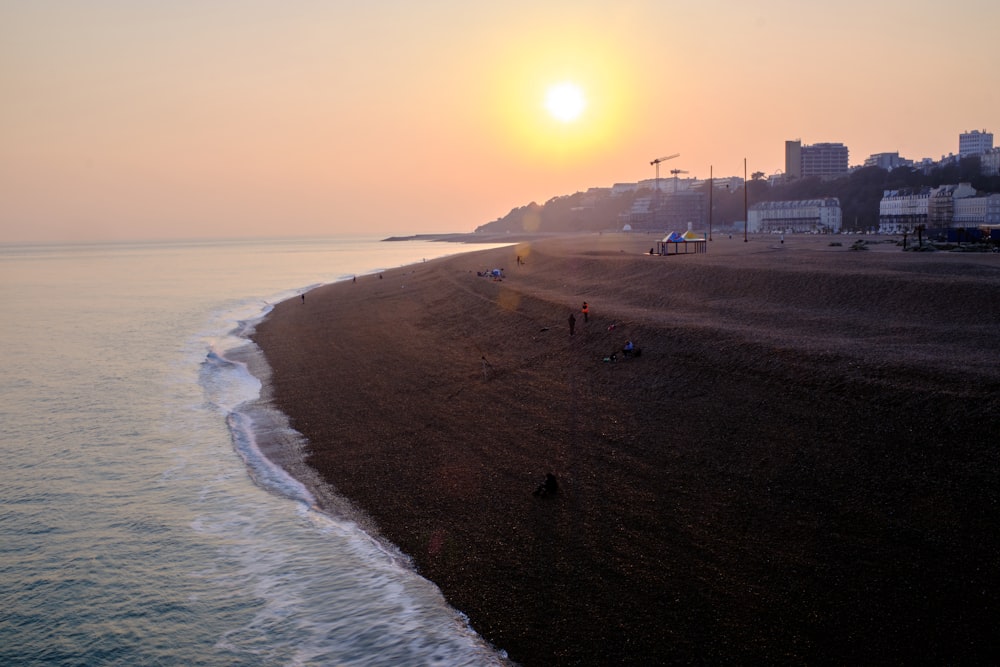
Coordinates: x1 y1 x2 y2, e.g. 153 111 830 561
252 233 1000 665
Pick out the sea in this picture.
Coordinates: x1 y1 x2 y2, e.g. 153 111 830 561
0 236 513 667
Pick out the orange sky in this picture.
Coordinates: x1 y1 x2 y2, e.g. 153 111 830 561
2 1 998 243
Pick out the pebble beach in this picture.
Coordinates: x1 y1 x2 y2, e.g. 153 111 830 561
252 233 1000 665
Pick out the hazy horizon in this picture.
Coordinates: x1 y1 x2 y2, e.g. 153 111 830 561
3 1 998 243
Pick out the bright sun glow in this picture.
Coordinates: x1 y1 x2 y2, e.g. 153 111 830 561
544 82 586 122
486 33 639 166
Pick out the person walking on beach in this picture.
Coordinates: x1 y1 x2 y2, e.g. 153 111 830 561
582 302 589 322
568 313 576 335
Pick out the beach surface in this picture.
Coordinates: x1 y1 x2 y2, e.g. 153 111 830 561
252 233 1000 665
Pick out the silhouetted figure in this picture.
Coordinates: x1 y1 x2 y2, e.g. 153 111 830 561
301 294 305 303
568 313 576 335
582 301 589 322
533 473 558 497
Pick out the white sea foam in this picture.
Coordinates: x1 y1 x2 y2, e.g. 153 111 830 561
1 237 513 667
224 410 317 507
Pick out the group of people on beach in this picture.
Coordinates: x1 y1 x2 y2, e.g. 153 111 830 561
604 340 640 363
567 300 641 361
568 302 589 335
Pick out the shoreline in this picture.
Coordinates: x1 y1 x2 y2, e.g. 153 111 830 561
251 233 1000 665
382 231 581 244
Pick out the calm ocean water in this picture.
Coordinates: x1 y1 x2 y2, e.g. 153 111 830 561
0 236 511 666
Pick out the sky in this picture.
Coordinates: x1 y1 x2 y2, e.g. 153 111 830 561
2 0 998 243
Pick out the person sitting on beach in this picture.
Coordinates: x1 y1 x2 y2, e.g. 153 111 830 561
533 473 558 497
622 340 641 358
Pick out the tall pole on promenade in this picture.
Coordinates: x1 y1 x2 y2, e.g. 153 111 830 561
708 165 713 241
743 158 748 242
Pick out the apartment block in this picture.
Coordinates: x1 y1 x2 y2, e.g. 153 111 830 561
928 183 977 226
864 152 912 170
959 129 993 157
785 140 849 179
879 188 931 233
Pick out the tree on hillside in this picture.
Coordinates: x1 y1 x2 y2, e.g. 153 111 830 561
696 181 746 227
475 191 639 234
885 166 924 190
834 167 887 230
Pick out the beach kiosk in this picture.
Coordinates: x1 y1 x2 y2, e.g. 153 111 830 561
656 230 707 255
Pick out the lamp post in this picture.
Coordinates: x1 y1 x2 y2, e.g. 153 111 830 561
743 158 748 242
708 165 713 241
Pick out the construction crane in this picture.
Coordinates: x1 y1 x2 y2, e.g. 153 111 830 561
650 153 679 192
670 168 689 193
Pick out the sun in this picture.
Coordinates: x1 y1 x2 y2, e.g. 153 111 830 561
485 34 641 163
544 82 586 123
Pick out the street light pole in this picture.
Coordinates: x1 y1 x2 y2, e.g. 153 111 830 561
743 158 748 242
708 164 713 242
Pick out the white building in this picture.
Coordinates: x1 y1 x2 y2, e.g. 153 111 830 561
880 186 1000 231
612 182 642 195
864 152 912 171
959 129 993 157
928 183 977 227
953 196 989 225
747 198 841 233
621 196 653 223
712 176 745 191
879 188 931 233
986 195 1000 225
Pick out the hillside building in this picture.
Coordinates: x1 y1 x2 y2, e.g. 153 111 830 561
928 183 977 227
987 195 1000 225
879 188 931 233
959 129 993 157
621 191 706 232
953 195 990 226
785 140 849 179
612 182 642 195
784 141 803 179
879 184 999 231
747 198 841 233
864 152 913 171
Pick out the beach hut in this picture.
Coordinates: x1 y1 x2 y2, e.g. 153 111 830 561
656 231 707 255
